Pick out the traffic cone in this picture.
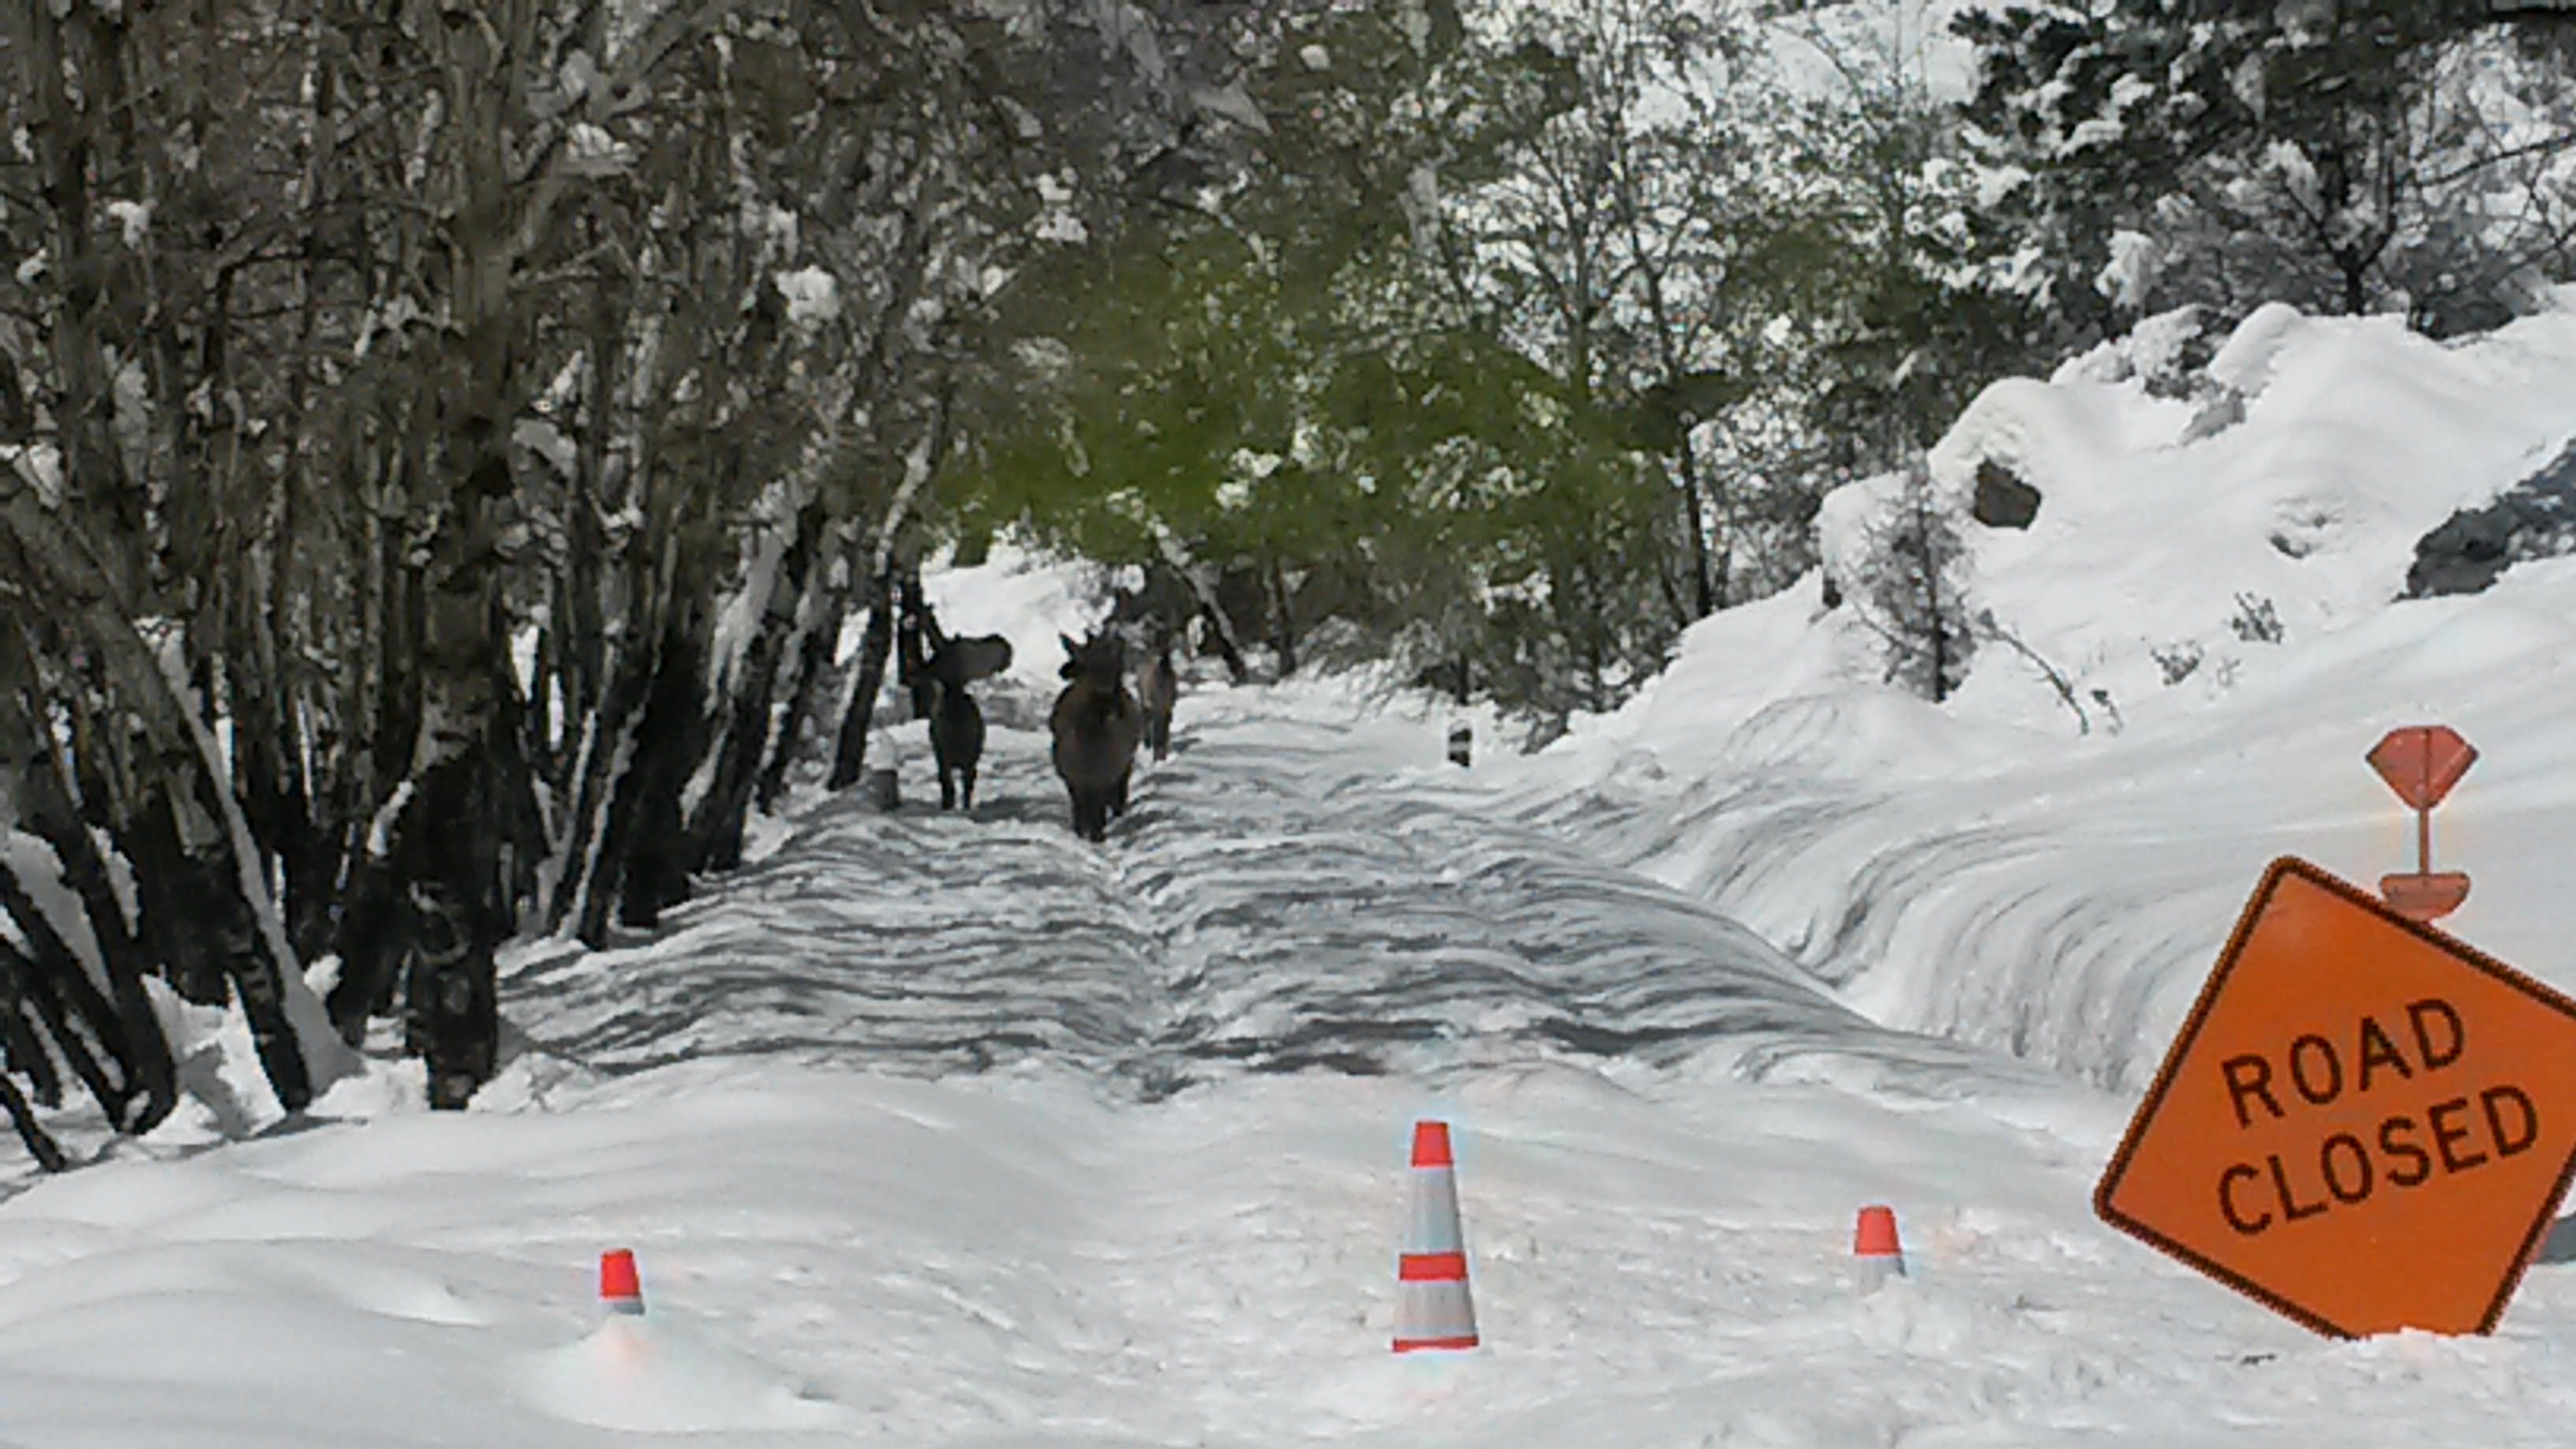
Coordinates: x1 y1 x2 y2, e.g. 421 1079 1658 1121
1393 1120 1479 1353
600 1248 646 1316
1853 1205 1905 1286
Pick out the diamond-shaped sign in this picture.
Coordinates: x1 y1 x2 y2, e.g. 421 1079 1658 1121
2368 726 2477 811
2096 857 2576 1338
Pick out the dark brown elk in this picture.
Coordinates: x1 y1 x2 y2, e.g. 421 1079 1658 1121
916 625 1011 811
1049 631 1142 841
1136 636 1178 762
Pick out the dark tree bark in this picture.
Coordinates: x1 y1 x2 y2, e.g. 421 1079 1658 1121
826 565 899 792
757 572 841 813
1676 443 1717 620
1197 597 1250 683
613 603 714 932
570 569 717 946
0 983 62 1110
687 502 826 874
383 751 511 1106
326 850 406 1046
547 631 654 937
0 656 176 1130
385 419 519 1107
0 1061 66 1171
228 607 338 966
0 897 122 1124
1267 559 1298 677
0 859 137 1125
0 485 314 1112
896 564 938 721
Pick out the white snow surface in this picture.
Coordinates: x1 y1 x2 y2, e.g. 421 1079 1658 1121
1523 304 2576 1098
13 303 2576 1443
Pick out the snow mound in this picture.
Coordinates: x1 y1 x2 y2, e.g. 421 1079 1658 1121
1511 303 2576 1090
511 1315 856 1434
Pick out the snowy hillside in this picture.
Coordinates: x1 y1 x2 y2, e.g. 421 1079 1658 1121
1505 298 2576 1091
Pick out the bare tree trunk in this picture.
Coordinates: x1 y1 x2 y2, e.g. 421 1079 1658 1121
826 564 897 792
388 425 519 1106
0 862 132 1124
19 0 147 592
0 1059 66 1171
564 264 623 755
757 553 848 811
0 475 316 1111
546 630 653 938
688 503 825 874
1151 526 1248 683
1676 441 1717 619
575 593 711 942
896 564 936 721
824 385 955 792
0 631 167 1137
375 0 566 1108
0 640 175 1129
620 600 714 930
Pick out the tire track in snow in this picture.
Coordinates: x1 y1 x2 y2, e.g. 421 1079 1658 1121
507 703 2045 1097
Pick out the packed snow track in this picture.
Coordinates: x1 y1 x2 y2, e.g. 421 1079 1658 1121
510 690 2021 1098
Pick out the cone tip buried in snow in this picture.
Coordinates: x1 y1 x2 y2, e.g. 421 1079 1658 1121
1854 1204 1906 1282
600 1248 646 1315
1395 1120 1477 1353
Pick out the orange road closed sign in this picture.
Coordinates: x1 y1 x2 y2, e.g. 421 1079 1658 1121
2096 857 2576 1338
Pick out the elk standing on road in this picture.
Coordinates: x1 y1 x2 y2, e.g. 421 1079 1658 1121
1136 635 1178 763
924 638 988 811
1050 631 1141 841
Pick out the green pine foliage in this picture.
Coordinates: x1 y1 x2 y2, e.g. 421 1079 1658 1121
1855 463 1977 704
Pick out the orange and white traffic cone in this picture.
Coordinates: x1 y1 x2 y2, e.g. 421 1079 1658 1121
1393 1120 1479 1353
601 1248 646 1316
1853 1205 1905 1287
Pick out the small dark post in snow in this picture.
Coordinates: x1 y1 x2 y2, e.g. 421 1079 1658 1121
1447 724 1472 767
867 766 900 812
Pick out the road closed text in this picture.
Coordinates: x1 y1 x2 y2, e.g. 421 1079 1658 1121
2214 998 2541 1236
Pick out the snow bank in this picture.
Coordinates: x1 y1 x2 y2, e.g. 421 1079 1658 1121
1516 304 2576 1090
6 1043 2571 1447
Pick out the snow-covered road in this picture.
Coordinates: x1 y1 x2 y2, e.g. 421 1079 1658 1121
513 690 2027 1100
8 684 2576 1447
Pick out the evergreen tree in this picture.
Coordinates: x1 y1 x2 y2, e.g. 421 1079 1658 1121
1854 463 1976 703
1956 0 2576 338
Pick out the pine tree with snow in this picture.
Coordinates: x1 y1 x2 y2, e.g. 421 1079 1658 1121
1854 463 1976 703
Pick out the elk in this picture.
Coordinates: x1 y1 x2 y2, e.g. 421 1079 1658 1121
1049 631 1142 841
1136 635 1178 762
912 610 1013 812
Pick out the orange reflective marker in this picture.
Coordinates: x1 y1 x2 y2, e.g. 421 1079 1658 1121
2096 858 2576 1338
